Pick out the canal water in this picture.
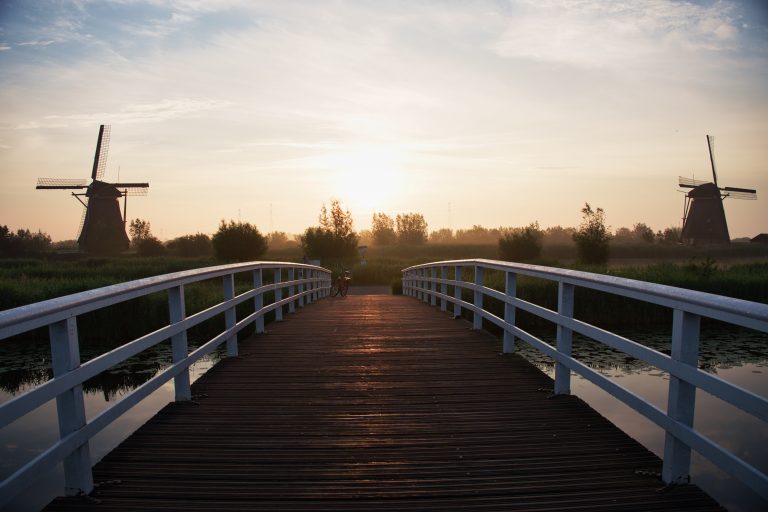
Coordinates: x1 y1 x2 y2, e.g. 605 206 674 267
1 327 766 511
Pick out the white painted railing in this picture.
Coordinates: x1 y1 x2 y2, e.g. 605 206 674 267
402 258 768 500
0 262 331 507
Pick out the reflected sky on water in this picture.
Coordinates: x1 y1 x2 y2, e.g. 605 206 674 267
1 327 766 511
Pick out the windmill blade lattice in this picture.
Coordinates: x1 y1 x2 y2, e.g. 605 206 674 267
92 125 111 180
678 176 708 189
36 178 88 189
723 187 757 200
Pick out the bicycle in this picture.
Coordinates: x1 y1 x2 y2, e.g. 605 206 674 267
330 269 351 297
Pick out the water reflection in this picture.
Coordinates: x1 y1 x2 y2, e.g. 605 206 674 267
0 344 222 512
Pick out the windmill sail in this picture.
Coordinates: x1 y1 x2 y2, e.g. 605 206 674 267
91 125 111 180
36 178 88 189
706 134 718 187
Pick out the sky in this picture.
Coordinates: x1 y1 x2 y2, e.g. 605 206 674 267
1 0 767 242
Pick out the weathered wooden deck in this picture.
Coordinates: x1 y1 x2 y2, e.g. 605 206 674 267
45 295 722 511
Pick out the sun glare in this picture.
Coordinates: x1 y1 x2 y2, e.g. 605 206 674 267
319 144 404 211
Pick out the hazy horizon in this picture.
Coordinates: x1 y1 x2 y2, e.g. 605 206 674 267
2 1 767 242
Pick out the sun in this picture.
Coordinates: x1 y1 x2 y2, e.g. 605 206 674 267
320 144 405 211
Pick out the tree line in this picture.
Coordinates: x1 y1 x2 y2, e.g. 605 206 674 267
1 199 684 265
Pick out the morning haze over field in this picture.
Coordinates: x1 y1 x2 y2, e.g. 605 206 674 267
1 0 766 242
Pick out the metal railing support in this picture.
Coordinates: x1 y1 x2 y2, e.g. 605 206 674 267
473 266 484 330
555 282 574 395
503 271 517 353
50 318 93 496
223 274 237 357
663 309 701 485
168 285 191 400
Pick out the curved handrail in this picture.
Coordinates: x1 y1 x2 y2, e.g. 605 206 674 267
0 261 332 506
402 258 768 500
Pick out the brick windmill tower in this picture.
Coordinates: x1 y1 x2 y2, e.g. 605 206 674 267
679 135 757 244
36 125 149 254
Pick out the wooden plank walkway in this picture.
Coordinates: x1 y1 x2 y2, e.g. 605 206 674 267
45 295 723 511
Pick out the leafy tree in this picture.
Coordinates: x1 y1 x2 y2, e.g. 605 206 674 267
573 203 611 265
396 213 428 245
454 225 500 244
166 233 212 257
633 223 655 243
266 231 298 250
498 222 543 262
136 236 165 257
544 225 576 244
212 220 268 261
128 218 165 257
129 218 151 245
657 226 682 245
0 225 52 257
371 212 397 246
300 200 359 260
429 228 454 244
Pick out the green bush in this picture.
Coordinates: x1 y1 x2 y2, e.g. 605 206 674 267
167 233 212 258
212 220 268 262
136 236 166 257
498 222 543 262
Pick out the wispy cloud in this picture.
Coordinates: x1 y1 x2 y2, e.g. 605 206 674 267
493 0 743 67
0 44 11 51
15 97 229 129
17 40 56 47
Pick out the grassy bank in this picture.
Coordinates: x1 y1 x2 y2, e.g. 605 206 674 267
0 243 766 341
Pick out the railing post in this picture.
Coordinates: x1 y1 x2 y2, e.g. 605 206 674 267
49 318 93 496
168 285 191 400
555 282 574 395
453 265 462 319
274 269 283 321
288 268 296 313
223 274 237 357
298 269 305 307
430 267 437 306
473 266 484 330
253 269 265 334
420 269 427 303
440 266 448 312
662 309 701 485
309 270 315 303
503 271 517 353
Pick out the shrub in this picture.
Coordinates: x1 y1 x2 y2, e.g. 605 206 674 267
498 222 543 262
573 203 611 265
166 233 212 257
136 236 166 257
212 220 268 262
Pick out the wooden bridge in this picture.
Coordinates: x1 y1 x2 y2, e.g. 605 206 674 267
2 260 767 510
44 294 720 511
